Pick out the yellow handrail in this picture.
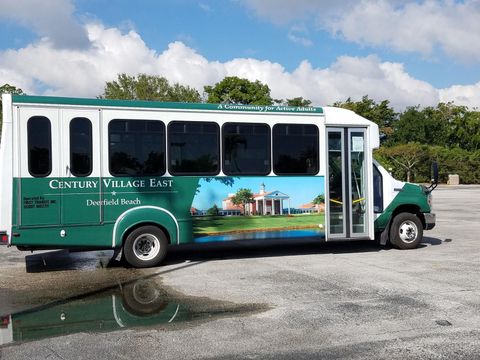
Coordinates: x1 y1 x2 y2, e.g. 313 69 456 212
329 197 365 205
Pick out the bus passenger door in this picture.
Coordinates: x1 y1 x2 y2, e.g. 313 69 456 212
60 110 102 225
326 128 372 240
18 108 61 227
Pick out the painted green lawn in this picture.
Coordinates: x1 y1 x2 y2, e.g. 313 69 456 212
193 213 325 235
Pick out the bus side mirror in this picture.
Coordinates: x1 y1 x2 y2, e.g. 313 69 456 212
427 162 439 193
432 162 439 185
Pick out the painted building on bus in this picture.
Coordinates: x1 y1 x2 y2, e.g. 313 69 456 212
222 183 291 215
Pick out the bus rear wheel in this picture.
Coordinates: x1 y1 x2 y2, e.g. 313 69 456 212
123 225 168 268
390 212 423 250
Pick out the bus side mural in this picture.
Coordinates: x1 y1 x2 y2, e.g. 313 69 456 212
192 177 325 243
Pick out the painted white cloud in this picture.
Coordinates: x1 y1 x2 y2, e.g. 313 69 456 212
0 0 89 49
0 23 479 110
241 0 480 62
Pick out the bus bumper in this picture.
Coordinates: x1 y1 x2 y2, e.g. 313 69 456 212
0 231 8 245
424 213 436 230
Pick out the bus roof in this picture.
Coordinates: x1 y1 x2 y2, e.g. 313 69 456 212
11 95 324 115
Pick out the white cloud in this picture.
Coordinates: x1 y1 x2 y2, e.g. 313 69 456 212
0 0 89 49
0 24 157 95
324 0 480 62
0 22 479 109
0 68 35 94
288 24 313 47
240 0 353 24
241 0 480 62
439 82 480 110
199 3 212 13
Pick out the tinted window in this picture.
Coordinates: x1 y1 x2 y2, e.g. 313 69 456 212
373 164 383 213
109 120 165 176
70 117 92 177
28 116 51 177
273 124 319 175
168 121 219 175
223 123 270 175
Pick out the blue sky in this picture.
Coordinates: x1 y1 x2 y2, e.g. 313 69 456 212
75 0 476 88
1 0 479 109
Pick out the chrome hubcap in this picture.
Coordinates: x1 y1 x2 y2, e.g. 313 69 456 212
399 221 418 243
133 234 160 261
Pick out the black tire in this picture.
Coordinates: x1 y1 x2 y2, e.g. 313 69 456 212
389 212 423 250
123 225 168 268
122 279 169 316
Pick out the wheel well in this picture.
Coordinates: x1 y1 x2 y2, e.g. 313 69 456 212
122 222 171 246
391 205 426 229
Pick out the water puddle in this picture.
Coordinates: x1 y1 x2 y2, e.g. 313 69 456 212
0 277 267 346
194 229 324 243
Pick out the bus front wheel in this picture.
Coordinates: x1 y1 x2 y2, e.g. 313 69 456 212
123 225 168 268
389 212 423 250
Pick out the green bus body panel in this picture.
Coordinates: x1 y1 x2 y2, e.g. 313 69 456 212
16 178 61 226
114 207 182 247
10 226 114 248
16 178 102 226
12 177 199 248
12 95 324 114
11 176 326 248
62 177 102 225
374 183 431 232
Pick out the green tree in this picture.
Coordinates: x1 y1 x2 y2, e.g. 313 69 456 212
392 102 471 148
383 102 480 184
391 106 427 145
206 204 220 216
312 194 325 204
0 84 24 96
204 76 273 105
334 96 397 143
425 103 455 146
285 97 312 107
0 84 25 136
446 107 480 151
231 188 255 215
312 194 325 213
375 143 429 182
428 146 480 184
100 74 201 102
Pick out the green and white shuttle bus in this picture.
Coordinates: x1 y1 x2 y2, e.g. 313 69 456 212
0 94 436 267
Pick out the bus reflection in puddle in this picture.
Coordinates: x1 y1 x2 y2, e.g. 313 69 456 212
0 278 264 346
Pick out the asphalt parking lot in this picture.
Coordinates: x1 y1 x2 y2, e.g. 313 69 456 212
1 185 479 359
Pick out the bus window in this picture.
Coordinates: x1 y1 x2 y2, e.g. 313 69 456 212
373 164 383 213
27 116 52 177
70 117 92 177
109 120 165 176
222 123 271 175
168 121 220 175
273 124 319 175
